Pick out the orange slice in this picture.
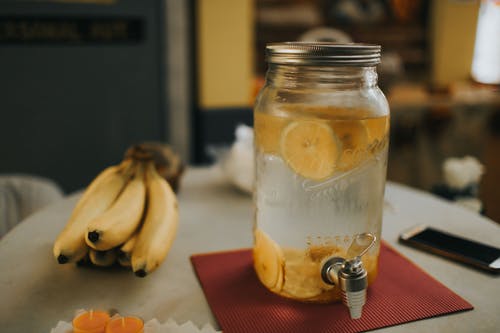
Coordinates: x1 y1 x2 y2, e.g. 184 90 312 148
254 112 289 154
253 229 284 292
280 120 340 180
331 120 369 171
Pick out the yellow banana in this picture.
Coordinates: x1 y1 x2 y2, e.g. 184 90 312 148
86 163 146 251
53 160 132 264
89 248 118 267
117 233 139 267
132 161 179 277
118 255 131 267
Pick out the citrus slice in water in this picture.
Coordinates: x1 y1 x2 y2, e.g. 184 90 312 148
280 120 340 180
254 112 289 154
253 229 284 292
331 120 369 171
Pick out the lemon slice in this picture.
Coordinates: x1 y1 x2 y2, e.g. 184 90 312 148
254 112 289 154
253 229 284 292
280 120 340 180
331 120 369 171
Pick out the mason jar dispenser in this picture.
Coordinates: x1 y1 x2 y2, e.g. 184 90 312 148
253 42 389 318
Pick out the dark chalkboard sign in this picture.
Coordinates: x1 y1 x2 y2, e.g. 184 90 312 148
0 16 144 44
0 0 167 192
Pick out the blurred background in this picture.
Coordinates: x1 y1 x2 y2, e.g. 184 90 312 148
0 0 499 222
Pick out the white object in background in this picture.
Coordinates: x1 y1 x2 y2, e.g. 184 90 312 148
222 125 255 194
471 0 500 84
443 156 484 190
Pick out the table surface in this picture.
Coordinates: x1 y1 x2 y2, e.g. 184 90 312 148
0 167 499 333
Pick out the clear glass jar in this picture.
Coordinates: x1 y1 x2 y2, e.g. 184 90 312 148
253 43 389 302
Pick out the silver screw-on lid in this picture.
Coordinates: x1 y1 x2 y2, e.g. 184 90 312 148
266 42 381 66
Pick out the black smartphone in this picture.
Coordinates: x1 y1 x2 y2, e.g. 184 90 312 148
399 225 500 274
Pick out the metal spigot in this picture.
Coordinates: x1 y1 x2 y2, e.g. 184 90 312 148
321 233 376 319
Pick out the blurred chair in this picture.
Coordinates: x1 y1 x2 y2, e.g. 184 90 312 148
0 174 64 238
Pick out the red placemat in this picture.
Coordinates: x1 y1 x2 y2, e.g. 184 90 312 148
191 242 473 333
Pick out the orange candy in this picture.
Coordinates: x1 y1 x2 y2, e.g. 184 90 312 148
105 316 144 333
72 310 110 333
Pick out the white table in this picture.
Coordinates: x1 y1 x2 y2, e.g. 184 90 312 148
0 167 499 333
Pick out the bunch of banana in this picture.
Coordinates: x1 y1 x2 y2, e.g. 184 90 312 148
53 144 180 277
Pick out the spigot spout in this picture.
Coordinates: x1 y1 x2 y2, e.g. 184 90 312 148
342 290 366 319
339 258 368 319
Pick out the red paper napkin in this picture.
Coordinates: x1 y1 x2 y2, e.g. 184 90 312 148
190 242 473 333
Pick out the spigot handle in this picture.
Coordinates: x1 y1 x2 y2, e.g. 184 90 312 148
346 233 377 262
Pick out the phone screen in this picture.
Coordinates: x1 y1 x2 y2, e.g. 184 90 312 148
409 227 500 266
